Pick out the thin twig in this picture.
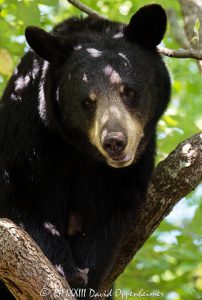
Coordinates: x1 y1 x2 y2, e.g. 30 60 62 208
67 0 106 19
158 46 202 59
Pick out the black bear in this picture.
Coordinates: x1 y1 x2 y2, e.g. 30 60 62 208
0 4 170 299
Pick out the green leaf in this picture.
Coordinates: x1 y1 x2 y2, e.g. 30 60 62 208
17 1 40 26
194 18 201 34
0 48 13 76
38 0 58 6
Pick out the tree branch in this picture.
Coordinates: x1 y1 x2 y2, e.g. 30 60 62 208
158 46 202 59
102 132 202 291
0 219 74 300
0 133 201 298
67 0 105 19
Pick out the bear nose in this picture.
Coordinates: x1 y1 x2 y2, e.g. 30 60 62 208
102 132 127 157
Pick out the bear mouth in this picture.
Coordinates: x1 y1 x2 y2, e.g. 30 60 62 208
107 153 133 168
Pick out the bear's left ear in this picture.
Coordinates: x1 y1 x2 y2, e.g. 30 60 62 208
25 26 75 62
124 4 167 48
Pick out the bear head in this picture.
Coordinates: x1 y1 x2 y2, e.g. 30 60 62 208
25 4 171 168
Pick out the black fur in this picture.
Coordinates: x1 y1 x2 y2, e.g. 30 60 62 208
0 5 170 299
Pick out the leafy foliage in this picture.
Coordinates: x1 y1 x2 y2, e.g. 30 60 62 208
0 1 201 299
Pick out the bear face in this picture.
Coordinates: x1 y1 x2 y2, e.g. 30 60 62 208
25 4 170 168
57 44 169 168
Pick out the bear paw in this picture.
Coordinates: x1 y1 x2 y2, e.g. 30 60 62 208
67 267 89 288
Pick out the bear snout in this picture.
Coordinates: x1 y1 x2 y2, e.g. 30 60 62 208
101 131 127 158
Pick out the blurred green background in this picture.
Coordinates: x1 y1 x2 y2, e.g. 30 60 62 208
0 1 202 299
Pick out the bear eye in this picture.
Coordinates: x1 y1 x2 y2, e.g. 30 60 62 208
82 98 96 109
123 86 136 98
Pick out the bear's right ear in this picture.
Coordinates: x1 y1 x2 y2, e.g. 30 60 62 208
124 4 167 48
25 26 75 62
